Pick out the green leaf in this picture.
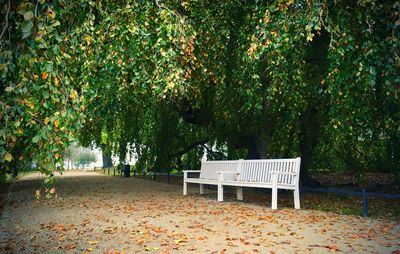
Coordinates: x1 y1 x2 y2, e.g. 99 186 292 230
52 20 61 27
369 66 377 76
5 86 14 92
45 63 54 72
21 21 34 39
42 91 50 99
32 136 40 143
23 11 34 21
63 53 72 59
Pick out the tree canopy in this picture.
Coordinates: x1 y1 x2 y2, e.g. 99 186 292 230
1 0 399 187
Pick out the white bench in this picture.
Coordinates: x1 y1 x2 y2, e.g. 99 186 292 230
218 157 301 209
183 157 301 210
183 160 239 196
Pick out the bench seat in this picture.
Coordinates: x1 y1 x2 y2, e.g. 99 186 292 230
220 180 296 190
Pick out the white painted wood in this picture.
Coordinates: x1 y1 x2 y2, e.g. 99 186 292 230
218 157 301 209
236 187 243 200
217 172 224 201
272 173 278 210
183 171 188 195
183 161 238 197
183 157 301 210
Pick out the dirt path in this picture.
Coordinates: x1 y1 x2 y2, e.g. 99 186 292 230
0 171 399 254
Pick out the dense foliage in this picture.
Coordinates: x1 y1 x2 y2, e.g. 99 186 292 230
1 0 399 186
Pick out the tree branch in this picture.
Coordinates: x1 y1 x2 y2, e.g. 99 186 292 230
169 138 209 158
0 0 11 40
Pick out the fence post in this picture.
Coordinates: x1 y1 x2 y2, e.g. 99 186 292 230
362 189 368 217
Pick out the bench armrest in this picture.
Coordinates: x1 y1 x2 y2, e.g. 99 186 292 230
271 171 299 186
183 170 201 179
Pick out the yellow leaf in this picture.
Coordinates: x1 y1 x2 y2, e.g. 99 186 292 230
46 8 56 19
19 155 24 161
85 35 92 45
54 119 60 128
175 239 187 244
54 111 60 116
42 72 48 80
54 77 59 86
55 153 60 160
28 101 35 110
87 241 98 245
70 89 78 100
4 153 12 162
44 117 50 125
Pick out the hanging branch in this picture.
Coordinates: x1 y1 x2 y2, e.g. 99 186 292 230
0 0 11 40
169 138 209 158
34 0 39 18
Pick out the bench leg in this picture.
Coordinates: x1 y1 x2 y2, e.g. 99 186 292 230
294 188 300 209
199 184 204 195
218 184 224 202
183 181 187 195
271 187 278 210
236 187 243 200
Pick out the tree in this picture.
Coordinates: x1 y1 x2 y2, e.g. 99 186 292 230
1 0 399 187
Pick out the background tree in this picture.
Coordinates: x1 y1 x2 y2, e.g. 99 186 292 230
1 0 399 188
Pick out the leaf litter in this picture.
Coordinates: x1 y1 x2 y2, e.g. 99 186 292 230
0 171 399 253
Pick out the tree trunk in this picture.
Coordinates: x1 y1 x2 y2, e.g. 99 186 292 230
245 135 266 159
298 28 331 187
101 145 113 168
389 133 400 185
299 106 321 187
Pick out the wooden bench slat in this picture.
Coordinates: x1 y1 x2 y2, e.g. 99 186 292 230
183 157 301 210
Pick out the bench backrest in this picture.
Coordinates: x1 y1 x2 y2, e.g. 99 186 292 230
199 160 239 180
237 157 301 186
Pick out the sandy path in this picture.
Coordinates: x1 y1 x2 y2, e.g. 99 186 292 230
0 171 399 254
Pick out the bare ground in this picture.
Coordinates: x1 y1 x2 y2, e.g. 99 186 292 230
0 171 399 254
